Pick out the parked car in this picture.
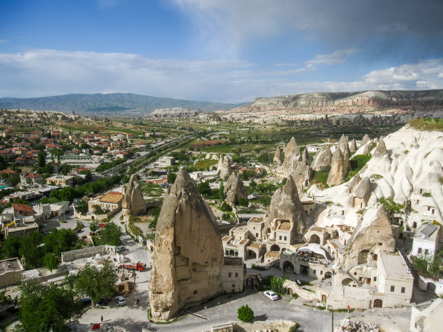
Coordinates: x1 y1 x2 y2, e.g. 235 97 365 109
115 296 126 306
78 298 92 307
116 245 126 253
264 290 279 301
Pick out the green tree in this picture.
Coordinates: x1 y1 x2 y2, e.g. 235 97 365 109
2 235 21 258
92 205 105 214
60 163 73 175
89 220 99 232
19 232 44 269
18 278 79 332
270 275 287 294
68 261 118 305
43 253 60 272
99 223 122 246
198 180 212 197
8 173 20 187
76 199 88 214
43 229 78 256
238 304 254 323
167 171 177 184
37 150 46 168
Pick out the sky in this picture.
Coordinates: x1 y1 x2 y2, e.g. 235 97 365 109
1 0 443 103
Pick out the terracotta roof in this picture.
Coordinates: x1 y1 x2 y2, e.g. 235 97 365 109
0 169 16 174
12 203 34 213
25 173 42 178
99 191 124 204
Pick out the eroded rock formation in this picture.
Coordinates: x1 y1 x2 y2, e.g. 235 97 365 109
273 146 282 165
264 176 307 243
149 168 225 322
311 145 332 171
217 155 232 178
122 174 146 217
327 148 347 186
282 137 301 175
223 173 247 205
341 205 395 269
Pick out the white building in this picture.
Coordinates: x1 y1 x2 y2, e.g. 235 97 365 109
410 298 443 332
412 224 441 259
158 156 175 167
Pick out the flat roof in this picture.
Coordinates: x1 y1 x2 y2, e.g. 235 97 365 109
379 252 413 280
0 258 23 274
99 191 124 204
278 221 292 231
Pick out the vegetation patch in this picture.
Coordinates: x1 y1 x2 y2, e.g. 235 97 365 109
346 154 372 181
312 170 329 188
409 118 443 132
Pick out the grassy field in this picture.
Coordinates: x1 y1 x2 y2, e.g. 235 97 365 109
194 159 218 170
408 118 443 132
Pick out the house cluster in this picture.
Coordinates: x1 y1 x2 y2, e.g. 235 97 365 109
0 201 70 238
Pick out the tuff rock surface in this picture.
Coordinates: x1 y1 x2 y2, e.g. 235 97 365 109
149 168 225 322
341 205 395 269
282 137 301 175
264 176 307 242
223 173 247 205
311 145 332 171
122 174 146 216
217 155 232 178
273 146 283 165
327 148 347 186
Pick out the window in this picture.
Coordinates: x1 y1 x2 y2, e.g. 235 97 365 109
374 277 377 281
232 284 235 288
279 236 282 240
284 236 287 241
228 273 231 277
235 273 238 277
354 272 357 276
401 287 405 294
390 286 395 292
418 248 422 254
425 249 429 255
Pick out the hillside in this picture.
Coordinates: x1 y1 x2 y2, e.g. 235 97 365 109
250 90 443 108
0 93 244 115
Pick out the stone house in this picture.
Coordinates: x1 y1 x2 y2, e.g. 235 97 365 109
0 258 24 288
46 175 75 186
412 224 441 259
20 173 43 186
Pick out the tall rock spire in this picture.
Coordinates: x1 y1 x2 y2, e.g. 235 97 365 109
264 176 307 243
149 168 224 322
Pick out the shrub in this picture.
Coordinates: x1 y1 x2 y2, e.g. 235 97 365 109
270 275 287 295
238 305 254 323
238 198 249 207
220 202 232 212
289 323 300 332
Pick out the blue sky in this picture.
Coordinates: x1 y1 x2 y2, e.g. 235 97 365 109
1 0 443 103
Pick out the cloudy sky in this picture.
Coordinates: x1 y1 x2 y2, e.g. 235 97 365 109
1 0 443 103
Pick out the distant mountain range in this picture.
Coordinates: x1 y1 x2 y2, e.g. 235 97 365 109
0 93 245 115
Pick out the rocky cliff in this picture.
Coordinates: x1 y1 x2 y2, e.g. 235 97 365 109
250 90 443 109
149 168 224 322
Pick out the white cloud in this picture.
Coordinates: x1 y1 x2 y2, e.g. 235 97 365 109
0 50 442 103
305 49 360 66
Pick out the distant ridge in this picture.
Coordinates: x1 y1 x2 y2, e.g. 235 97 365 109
248 89 443 108
0 93 245 114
